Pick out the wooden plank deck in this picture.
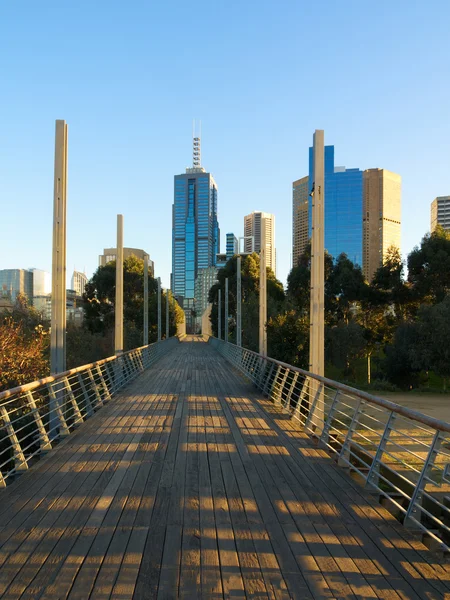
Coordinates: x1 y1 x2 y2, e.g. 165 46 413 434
0 336 449 599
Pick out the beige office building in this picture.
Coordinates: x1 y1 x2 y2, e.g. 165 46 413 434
431 196 450 232
292 176 309 266
99 247 154 276
244 211 276 275
363 169 401 281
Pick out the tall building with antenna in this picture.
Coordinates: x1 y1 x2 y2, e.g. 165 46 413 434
172 126 219 330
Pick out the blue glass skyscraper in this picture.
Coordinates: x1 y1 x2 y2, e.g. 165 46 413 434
172 138 219 301
308 146 363 267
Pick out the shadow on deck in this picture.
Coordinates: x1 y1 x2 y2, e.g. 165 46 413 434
0 337 449 599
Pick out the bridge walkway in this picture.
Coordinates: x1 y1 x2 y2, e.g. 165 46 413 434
0 338 449 599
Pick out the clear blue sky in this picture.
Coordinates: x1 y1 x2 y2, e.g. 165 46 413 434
1 0 449 290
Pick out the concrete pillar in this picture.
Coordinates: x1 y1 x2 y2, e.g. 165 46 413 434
166 289 169 338
259 219 267 356
236 256 242 347
309 129 325 431
51 119 68 375
115 215 124 354
218 289 221 340
157 277 162 342
225 277 229 342
143 255 149 346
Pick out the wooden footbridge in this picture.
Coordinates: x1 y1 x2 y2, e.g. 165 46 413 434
0 337 449 599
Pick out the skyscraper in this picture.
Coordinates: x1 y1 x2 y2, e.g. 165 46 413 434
431 196 450 232
243 211 276 275
172 135 219 301
292 176 309 266
363 169 401 281
309 146 363 267
293 146 401 280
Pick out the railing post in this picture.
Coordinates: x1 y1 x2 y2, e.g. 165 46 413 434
262 362 275 396
26 391 52 453
77 373 94 417
320 389 341 446
270 366 285 406
336 397 362 467
86 368 103 409
63 377 83 425
366 411 397 492
47 383 70 438
304 381 325 433
404 430 442 530
96 364 112 403
292 375 310 424
0 405 28 473
286 371 299 410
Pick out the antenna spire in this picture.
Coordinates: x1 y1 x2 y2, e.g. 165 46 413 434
193 119 201 168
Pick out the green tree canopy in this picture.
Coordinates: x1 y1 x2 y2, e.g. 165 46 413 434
408 226 450 304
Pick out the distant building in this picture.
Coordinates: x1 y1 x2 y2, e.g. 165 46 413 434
172 134 219 304
34 289 84 325
195 266 218 318
226 233 239 260
363 169 401 281
31 269 51 296
215 253 227 269
431 196 450 232
33 295 52 321
0 269 33 302
292 176 309 266
293 145 401 281
309 145 363 268
71 271 88 296
244 211 276 275
99 248 154 276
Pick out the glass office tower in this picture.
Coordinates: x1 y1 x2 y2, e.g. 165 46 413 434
172 159 219 302
308 146 363 267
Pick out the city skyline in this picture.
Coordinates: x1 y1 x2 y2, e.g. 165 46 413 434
1 2 450 289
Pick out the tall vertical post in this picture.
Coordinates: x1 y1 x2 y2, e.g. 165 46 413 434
51 120 68 376
143 255 149 346
218 289 222 340
224 278 229 342
50 120 68 438
157 277 162 342
236 256 242 347
259 219 267 356
166 289 169 339
309 129 325 431
115 215 124 355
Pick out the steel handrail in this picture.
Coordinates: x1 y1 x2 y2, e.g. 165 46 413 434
209 337 450 552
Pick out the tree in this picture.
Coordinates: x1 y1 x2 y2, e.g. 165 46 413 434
409 296 450 390
408 226 450 304
266 311 309 368
83 256 180 349
208 253 285 348
326 253 367 325
326 322 365 379
0 316 49 391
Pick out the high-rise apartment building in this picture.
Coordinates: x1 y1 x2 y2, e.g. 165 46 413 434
172 136 219 301
226 233 239 260
363 169 401 281
243 211 276 274
292 176 309 265
0 269 33 302
431 196 450 232
71 270 88 296
99 248 154 276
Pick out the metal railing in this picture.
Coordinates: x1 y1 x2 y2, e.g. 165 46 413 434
210 337 450 552
0 336 178 487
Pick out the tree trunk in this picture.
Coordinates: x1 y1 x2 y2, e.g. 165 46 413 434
367 352 371 385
